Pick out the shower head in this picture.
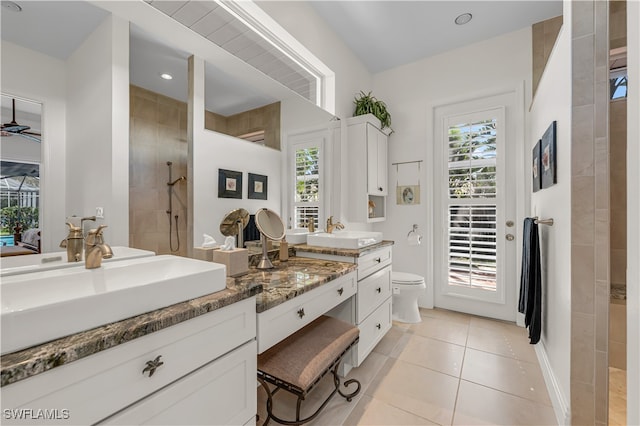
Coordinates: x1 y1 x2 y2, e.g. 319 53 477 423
167 176 186 186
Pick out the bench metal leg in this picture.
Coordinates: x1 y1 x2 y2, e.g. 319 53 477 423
257 359 361 426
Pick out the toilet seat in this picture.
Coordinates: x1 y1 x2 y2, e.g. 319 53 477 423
392 271 424 285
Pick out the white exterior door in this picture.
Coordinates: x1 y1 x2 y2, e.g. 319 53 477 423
434 92 519 321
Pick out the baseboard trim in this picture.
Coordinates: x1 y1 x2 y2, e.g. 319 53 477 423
535 343 570 425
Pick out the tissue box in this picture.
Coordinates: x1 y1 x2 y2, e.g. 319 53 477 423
212 248 248 277
193 247 217 262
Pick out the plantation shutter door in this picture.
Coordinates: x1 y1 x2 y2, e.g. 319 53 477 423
444 107 506 304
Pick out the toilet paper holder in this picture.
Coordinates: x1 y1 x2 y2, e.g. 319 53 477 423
407 224 422 246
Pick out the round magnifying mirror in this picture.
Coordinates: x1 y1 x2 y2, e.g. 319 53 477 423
220 208 249 248
254 208 285 269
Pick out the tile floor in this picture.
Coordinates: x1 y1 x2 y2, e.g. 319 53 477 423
608 367 627 426
257 308 557 425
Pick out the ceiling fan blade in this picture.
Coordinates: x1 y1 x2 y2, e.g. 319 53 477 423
1 124 30 133
16 133 41 143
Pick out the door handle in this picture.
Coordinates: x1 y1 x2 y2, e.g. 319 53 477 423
506 234 515 241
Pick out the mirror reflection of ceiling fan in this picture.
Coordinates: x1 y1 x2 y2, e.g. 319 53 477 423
1 98 41 142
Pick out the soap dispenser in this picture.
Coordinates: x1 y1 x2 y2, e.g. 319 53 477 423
60 222 84 262
279 237 289 262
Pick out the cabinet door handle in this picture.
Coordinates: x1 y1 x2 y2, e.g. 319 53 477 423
376 323 381 330
376 287 382 293
378 187 383 192
142 355 164 377
337 287 344 296
374 257 381 263
297 308 305 319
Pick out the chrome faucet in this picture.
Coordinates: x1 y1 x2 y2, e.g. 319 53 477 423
85 225 113 269
325 216 344 234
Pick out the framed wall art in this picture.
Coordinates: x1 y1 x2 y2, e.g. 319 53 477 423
540 121 557 189
218 169 242 199
248 173 268 200
532 140 541 193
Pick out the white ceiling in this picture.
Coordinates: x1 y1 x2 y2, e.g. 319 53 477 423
309 1 563 73
2 0 563 112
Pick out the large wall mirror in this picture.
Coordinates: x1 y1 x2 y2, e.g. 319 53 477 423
0 95 42 254
2 0 335 256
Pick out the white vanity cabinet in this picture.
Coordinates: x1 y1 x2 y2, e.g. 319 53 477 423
298 245 392 368
1 297 257 426
347 114 389 223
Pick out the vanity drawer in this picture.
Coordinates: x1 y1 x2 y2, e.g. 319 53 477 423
355 297 392 367
257 272 356 353
1 297 256 426
100 340 257 426
356 265 391 323
357 247 392 280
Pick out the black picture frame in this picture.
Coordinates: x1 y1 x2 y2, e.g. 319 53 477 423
218 169 242 199
540 121 557 189
532 140 541 193
248 173 268 200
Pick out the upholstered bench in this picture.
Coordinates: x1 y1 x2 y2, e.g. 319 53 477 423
257 315 361 425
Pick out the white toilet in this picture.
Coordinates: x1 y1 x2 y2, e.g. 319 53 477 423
391 271 427 323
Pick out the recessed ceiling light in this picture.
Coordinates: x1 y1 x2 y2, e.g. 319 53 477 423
2 1 22 12
160 73 173 80
455 13 473 25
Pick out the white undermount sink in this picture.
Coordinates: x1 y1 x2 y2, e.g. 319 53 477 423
0 255 226 355
0 246 156 277
306 231 383 249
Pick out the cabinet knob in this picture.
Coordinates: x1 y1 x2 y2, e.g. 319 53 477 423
376 323 381 330
142 355 164 377
376 287 382 294
374 257 381 263
297 308 305 319
337 287 344 296
378 187 383 192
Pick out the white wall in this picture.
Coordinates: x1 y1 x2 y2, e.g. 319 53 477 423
1 41 67 253
370 27 532 308
626 1 640 423
192 131 282 246
529 24 572 424
66 15 129 245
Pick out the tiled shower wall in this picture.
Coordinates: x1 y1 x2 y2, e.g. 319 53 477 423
129 85 188 257
570 1 610 424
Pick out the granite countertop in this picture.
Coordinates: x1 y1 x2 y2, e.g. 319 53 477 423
1 279 261 387
293 240 394 258
230 257 358 313
1 256 358 387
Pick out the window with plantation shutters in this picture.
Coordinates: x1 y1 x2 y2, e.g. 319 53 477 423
293 143 321 230
446 113 500 293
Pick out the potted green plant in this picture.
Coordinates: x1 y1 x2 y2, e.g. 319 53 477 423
353 91 393 133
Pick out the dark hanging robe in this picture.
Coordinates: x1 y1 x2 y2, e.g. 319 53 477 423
518 217 542 344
